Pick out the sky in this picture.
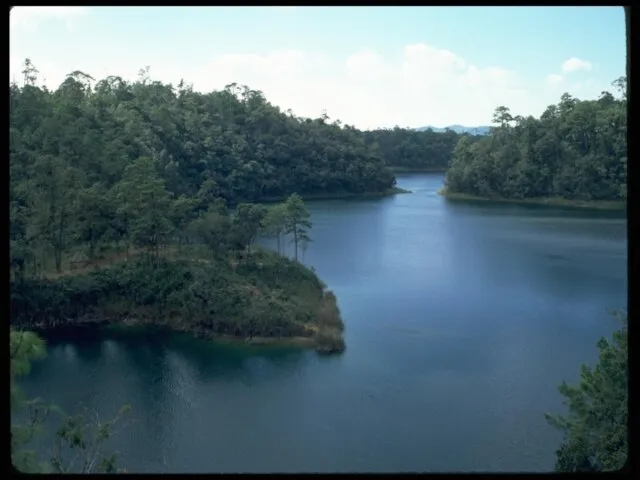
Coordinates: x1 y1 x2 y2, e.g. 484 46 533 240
9 6 626 130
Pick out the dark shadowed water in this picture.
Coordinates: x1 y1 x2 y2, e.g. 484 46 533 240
17 173 627 473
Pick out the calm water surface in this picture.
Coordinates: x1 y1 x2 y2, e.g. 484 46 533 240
19 174 627 473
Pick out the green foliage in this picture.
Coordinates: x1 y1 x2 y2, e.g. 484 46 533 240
445 80 627 201
545 313 628 472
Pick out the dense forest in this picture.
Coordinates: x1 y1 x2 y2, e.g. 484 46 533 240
10 60 397 210
444 77 627 203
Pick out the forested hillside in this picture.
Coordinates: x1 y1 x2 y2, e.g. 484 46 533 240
362 127 471 171
9 59 396 272
10 59 396 206
444 77 627 203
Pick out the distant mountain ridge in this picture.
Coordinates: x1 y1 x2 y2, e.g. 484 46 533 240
415 124 491 135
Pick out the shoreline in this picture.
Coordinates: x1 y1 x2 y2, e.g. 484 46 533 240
388 166 447 173
26 317 332 352
437 187 626 211
253 186 411 205
225 187 412 208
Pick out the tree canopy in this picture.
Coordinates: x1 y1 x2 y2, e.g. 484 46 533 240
445 78 627 201
10 61 397 204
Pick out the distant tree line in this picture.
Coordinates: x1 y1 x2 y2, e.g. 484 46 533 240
362 127 473 171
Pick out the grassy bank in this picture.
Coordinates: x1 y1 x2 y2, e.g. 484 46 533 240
10 248 346 354
438 187 626 211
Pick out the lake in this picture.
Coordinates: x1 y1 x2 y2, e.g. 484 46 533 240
17 173 627 473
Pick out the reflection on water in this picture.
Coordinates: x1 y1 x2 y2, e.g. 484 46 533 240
17 174 626 473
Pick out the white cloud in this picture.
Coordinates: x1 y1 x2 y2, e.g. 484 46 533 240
186 44 534 129
9 43 607 129
561 57 593 73
10 7 88 32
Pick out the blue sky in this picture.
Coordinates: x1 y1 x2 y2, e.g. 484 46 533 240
10 6 626 129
